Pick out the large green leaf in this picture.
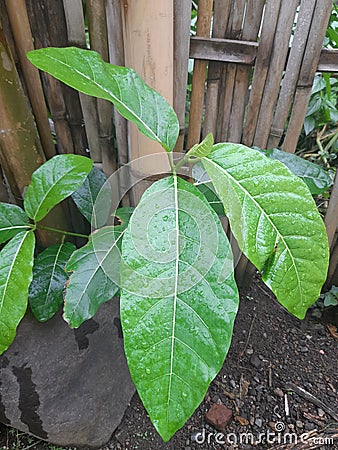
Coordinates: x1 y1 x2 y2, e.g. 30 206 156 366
0 203 30 244
64 223 127 328
27 47 179 152
202 143 329 319
0 231 35 354
255 147 333 194
120 175 239 441
24 154 93 222
71 165 111 227
29 242 76 322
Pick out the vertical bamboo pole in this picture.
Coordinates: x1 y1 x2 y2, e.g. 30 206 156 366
242 0 282 147
122 0 173 202
267 0 317 150
0 24 68 245
0 166 9 203
282 0 333 153
325 173 338 251
186 0 213 149
203 0 231 139
25 0 87 156
106 0 130 205
173 0 192 152
86 0 116 175
252 0 299 149
62 0 102 163
5 0 55 159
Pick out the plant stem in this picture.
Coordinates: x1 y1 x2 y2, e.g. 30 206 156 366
37 225 88 239
174 152 195 172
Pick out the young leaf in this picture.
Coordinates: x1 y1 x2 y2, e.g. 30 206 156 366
24 154 93 222
120 175 239 441
255 147 333 194
27 47 179 152
71 165 111 227
186 132 214 159
202 143 329 319
29 242 76 322
64 225 126 328
0 231 35 355
0 203 30 244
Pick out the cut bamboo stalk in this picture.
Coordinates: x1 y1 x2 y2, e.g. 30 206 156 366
25 0 87 157
122 0 173 203
234 0 274 284
0 1 17 64
282 0 333 153
218 0 246 143
227 0 265 144
0 166 9 203
203 0 232 139
325 172 338 250
327 240 338 287
187 0 213 149
5 0 55 159
106 0 129 205
26 0 90 238
63 0 102 163
86 0 115 174
242 0 282 147
214 1 235 143
173 0 191 152
0 24 68 246
253 0 299 149
106 0 127 166
267 0 317 150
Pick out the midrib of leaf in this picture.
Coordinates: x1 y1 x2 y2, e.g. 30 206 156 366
46 55 169 151
66 230 125 321
0 231 30 316
203 158 302 302
1 226 30 232
31 169 76 220
167 174 179 423
44 244 64 308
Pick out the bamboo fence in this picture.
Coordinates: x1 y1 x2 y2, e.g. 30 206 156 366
0 0 337 285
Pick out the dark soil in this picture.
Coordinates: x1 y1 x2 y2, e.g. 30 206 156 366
1 275 338 450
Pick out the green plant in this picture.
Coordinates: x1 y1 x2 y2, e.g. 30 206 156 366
0 47 330 442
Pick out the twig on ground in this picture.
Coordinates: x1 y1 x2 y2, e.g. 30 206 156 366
284 382 338 422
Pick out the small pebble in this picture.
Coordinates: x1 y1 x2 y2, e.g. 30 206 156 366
305 422 315 431
296 420 303 428
274 388 284 398
318 408 325 417
300 346 309 353
246 348 254 355
255 418 263 427
250 355 261 369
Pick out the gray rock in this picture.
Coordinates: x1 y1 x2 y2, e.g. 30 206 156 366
0 301 135 447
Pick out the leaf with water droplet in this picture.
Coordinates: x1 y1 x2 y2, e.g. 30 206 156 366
202 143 329 319
120 175 239 441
